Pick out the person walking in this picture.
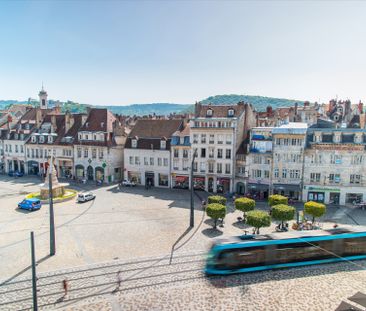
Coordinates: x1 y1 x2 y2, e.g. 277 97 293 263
62 278 69 298
116 270 123 291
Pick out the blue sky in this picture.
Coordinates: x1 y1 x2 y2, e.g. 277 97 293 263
1 1 366 106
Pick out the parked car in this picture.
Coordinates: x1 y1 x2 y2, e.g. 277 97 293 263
77 192 96 203
8 170 24 177
121 179 136 187
18 198 41 211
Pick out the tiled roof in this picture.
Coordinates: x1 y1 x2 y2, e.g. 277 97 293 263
79 108 116 132
128 119 183 138
195 102 246 118
125 138 171 150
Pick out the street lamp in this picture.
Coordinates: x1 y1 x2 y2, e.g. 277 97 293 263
190 148 198 228
49 150 56 256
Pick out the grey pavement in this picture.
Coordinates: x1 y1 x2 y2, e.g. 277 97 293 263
1 175 366 310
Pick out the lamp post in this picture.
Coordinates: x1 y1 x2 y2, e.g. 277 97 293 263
30 231 38 311
190 148 197 228
49 152 56 256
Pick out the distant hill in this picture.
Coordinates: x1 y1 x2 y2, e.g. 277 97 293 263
0 94 304 116
200 94 304 111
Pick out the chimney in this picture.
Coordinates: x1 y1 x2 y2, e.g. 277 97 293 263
51 115 57 132
266 106 273 115
65 111 74 133
36 108 42 127
194 101 202 116
7 115 12 130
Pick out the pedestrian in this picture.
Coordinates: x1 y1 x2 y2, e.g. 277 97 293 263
62 278 69 298
116 270 123 290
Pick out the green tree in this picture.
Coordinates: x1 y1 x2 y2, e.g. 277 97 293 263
271 204 295 229
246 210 271 234
234 197 255 220
208 195 227 205
268 194 288 207
304 201 326 224
206 203 226 229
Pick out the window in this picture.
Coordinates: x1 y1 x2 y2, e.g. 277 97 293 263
350 174 361 184
48 135 53 143
40 149 43 158
200 162 206 173
84 148 88 158
5 144 8 152
330 154 342 164
163 158 168 166
225 149 231 159
352 155 363 165
35 149 39 158
274 168 279 178
283 138 289 146
209 134 215 144
225 163 231 174
183 160 189 171
252 169 261 178
93 134 97 140
253 155 262 164
227 109 234 117
329 173 341 183
174 149 179 158
201 148 206 158
180 137 184 145
206 109 213 117
158 158 162 166
15 145 18 153
264 170 270 178
217 148 223 159
208 147 214 158
99 149 104 159
310 173 321 183
31 149 34 158
193 134 198 143
217 163 222 173
129 156 133 165
132 139 137 148
173 159 179 170
150 157 154 165
31 136 36 143
27 148 29 157
201 134 206 144
183 149 188 158
144 157 149 165
135 156 140 165
9 145 12 152
282 169 287 178
39 136 44 143
160 140 166 149
208 162 214 173
20 145 23 153
226 134 232 144
217 134 224 144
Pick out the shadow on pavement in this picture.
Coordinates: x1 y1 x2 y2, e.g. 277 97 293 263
201 228 223 238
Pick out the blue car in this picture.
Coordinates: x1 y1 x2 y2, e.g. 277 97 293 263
8 171 24 177
18 198 42 211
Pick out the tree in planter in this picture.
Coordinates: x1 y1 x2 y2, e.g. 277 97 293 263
246 210 271 234
271 204 295 230
304 201 326 224
268 194 288 207
206 203 226 229
208 195 227 206
234 197 255 221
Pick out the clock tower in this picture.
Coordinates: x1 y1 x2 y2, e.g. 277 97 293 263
39 84 48 109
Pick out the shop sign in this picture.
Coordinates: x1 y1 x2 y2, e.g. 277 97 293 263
304 186 340 192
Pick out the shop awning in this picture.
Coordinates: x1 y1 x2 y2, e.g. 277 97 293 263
273 183 301 191
175 176 188 182
248 183 270 191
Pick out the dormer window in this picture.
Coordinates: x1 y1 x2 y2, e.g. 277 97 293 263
94 134 97 140
180 137 184 145
31 136 37 143
132 139 137 148
79 133 82 140
228 109 234 117
48 135 53 143
39 136 45 143
86 122 89 127
101 122 104 128
206 109 213 117
160 140 166 149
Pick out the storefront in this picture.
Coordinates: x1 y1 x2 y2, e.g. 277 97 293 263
95 167 105 181
307 191 325 203
75 164 85 178
172 175 189 189
193 176 205 190
346 193 363 204
158 173 169 187
27 161 39 175
273 183 301 200
58 160 73 178
303 186 341 204
217 178 230 194
247 183 270 200
128 171 141 184
145 172 154 186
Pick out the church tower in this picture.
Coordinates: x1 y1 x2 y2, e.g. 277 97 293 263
39 84 48 109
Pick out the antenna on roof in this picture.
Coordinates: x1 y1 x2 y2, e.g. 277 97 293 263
41 81 44 91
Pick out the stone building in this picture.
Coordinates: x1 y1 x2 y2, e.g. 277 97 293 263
73 108 126 183
271 122 308 200
190 101 256 193
170 123 191 189
303 125 366 205
124 119 184 188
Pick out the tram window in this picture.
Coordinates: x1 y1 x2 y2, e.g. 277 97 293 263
275 240 335 264
215 247 266 269
342 237 366 256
